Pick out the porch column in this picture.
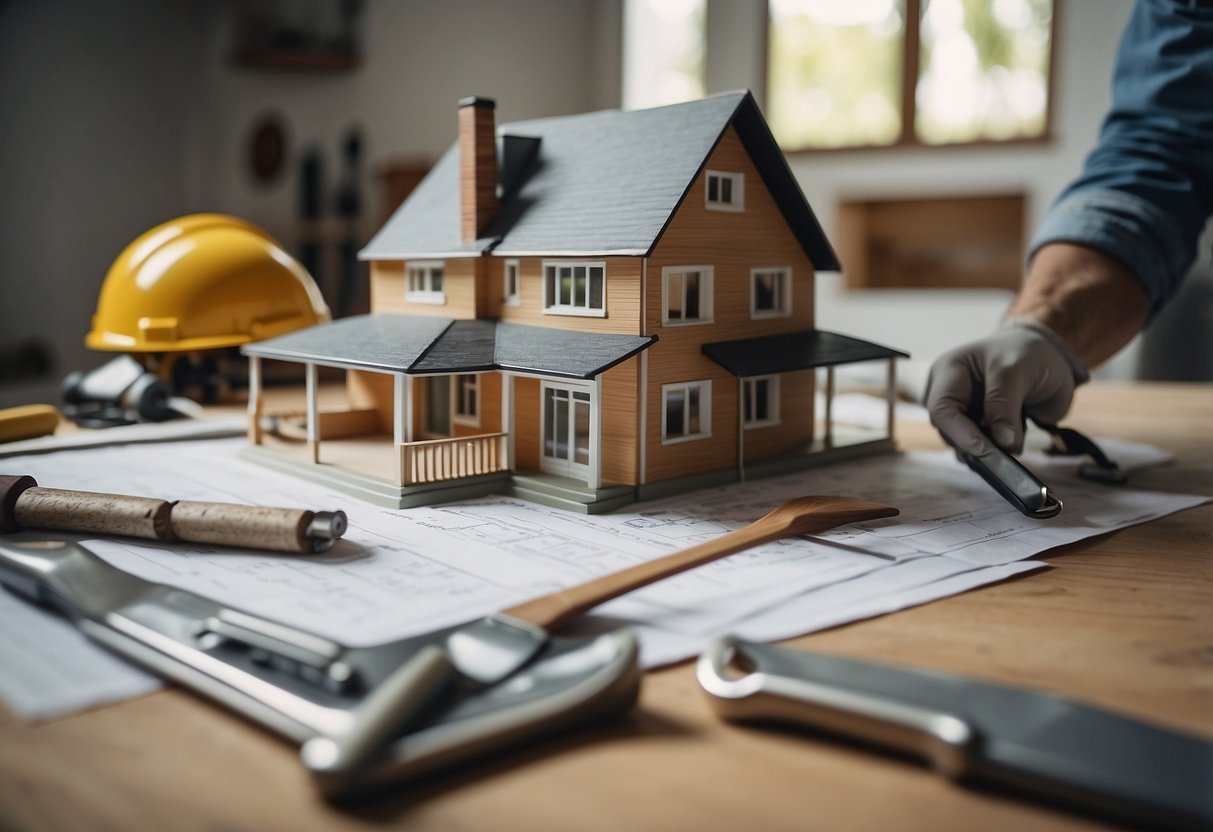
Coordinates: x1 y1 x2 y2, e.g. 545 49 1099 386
247 355 263 445
305 362 319 464
394 373 407 485
885 357 897 440
824 366 835 449
737 376 746 482
590 376 603 489
502 373 515 471
404 374 415 443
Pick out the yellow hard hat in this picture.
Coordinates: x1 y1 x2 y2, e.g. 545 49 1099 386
87 214 331 352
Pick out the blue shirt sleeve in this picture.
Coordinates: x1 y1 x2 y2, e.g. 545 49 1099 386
1028 0 1213 319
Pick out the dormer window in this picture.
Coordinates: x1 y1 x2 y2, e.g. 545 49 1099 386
705 170 744 212
406 261 445 304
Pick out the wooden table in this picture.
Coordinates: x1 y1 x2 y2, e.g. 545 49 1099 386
2 382 1210 831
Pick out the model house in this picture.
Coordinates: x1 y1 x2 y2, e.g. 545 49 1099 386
242 92 907 512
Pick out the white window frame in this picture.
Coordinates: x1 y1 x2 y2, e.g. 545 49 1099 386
750 267 792 319
543 260 607 317
661 379 712 445
742 375 781 429
503 259 521 306
705 170 744 212
661 265 714 326
406 260 446 304
452 373 480 427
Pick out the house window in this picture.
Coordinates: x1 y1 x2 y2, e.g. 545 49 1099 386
406 261 445 304
767 0 1055 150
751 267 791 318
544 261 606 317
504 259 520 306
743 375 780 428
662 380 711 444
705 171 744 211
453 374 479 426
662 266 714 325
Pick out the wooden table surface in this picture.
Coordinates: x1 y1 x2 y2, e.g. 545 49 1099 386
2 381 1210 832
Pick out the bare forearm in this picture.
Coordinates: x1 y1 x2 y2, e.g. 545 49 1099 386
1007 243 1150 369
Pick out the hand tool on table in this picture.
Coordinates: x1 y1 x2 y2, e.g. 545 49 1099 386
0 495 896 798
0 474 347 553
699 638 1212 832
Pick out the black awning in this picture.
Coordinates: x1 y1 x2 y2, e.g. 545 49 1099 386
703 329 908 378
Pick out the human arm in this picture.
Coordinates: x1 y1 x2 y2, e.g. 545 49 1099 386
926 0 1213 456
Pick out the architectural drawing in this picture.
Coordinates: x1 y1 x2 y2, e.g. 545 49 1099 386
242 92 907 511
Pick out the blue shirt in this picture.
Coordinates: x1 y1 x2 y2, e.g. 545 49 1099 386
1029 0 1213 319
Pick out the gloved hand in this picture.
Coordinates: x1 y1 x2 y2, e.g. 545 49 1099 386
924 320 1089 456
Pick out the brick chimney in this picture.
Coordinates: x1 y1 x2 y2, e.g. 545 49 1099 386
458 96 498 243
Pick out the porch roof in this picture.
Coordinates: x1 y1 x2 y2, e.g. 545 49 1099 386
242 314 656 379
702 330 909 378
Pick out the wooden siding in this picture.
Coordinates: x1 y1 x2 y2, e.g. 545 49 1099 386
643 125 819 483
495 256 642 335
513 376 541 472
600 360 640 485
369 259 480 319
740 370 816 463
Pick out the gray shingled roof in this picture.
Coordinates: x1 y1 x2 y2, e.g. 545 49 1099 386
361 92 839 269
243 314 656 379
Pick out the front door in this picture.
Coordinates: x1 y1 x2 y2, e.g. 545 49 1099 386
541 382 592 479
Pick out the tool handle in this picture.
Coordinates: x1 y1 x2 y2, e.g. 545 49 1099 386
502 496 897 630
0 474 346 553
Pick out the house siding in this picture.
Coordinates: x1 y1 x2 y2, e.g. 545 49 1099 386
370 258 481 319
643 125 818 484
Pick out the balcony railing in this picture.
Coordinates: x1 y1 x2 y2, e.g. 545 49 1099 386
398 432 508 486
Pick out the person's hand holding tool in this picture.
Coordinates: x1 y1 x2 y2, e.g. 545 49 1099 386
924 320 1089 457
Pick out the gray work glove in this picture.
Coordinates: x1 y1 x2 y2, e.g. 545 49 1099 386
924 320 1090 456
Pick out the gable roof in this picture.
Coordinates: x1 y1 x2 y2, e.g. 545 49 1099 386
361 92 839 270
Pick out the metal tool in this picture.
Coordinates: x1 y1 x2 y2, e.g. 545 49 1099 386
304 494 898 789
0 495 896 797
0 537 640 798
0 474 347 554
699 638 1213 831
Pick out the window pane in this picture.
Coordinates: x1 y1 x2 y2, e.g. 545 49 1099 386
685 271 700 319
720 177 733 204
754 272 777 311
559 267 572 305
743 380 754 422
917 0 1052 144
665 390 686 437
688 387 700 434
768 0 904 149
755 379 769 420
589 267 603 310
431 268 443 292
708 175 719 202
668 273 684 319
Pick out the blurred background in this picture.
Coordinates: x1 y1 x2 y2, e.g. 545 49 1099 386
1 0 1208 410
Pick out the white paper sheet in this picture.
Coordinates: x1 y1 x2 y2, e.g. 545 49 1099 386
0 435 1205 720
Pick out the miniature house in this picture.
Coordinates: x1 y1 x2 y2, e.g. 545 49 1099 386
242 92 907 512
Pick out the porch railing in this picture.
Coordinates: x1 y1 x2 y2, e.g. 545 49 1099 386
398 432 508 486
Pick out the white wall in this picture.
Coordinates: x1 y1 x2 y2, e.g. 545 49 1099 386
0 0 208 408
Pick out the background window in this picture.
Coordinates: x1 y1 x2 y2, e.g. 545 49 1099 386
743 376 780 427
751 268 791 318
544 262 606 316
623 0 706 110
767 0 1054 150
663 266 714 324
662 380 711 442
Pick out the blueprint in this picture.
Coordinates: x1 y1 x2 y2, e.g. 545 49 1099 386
0 432 1206 720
